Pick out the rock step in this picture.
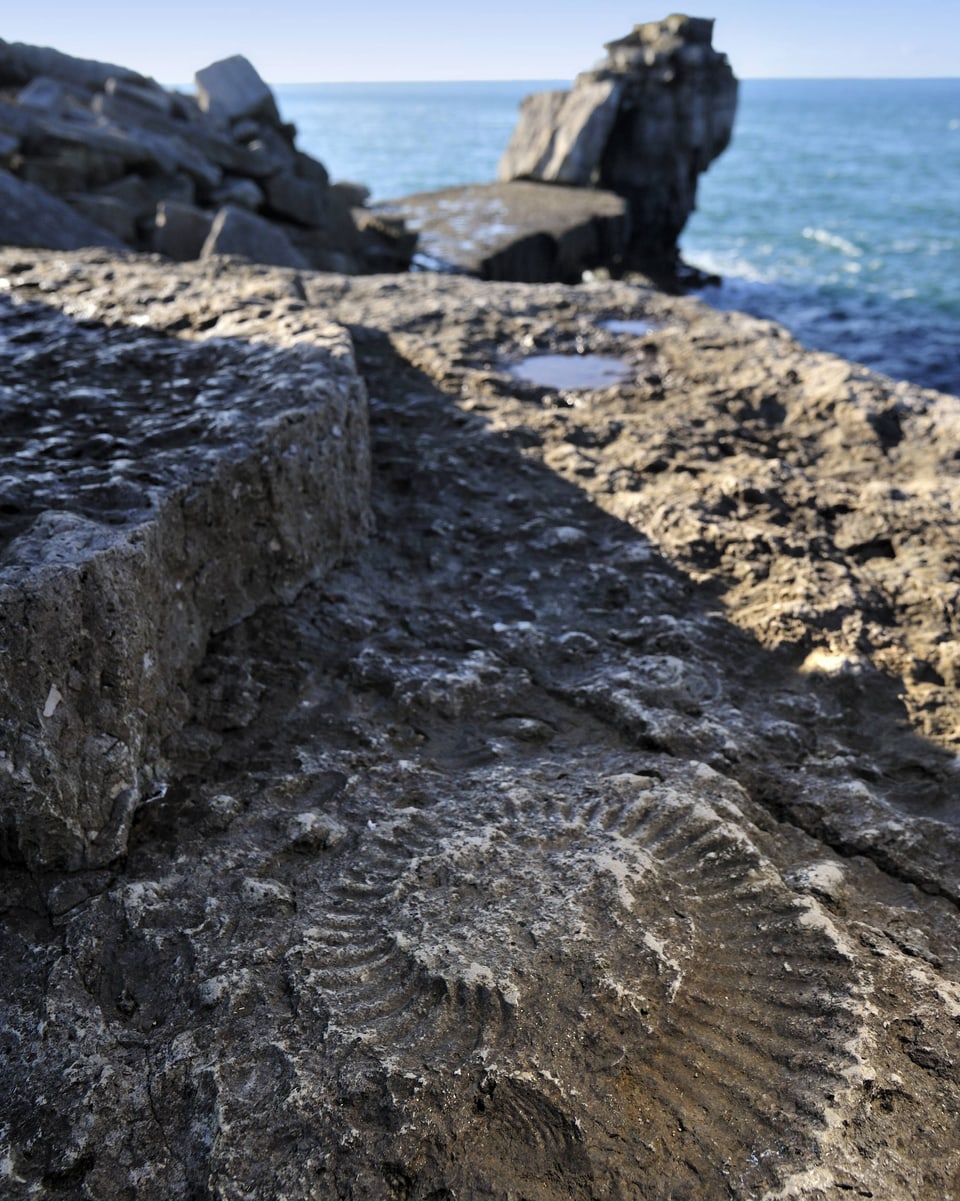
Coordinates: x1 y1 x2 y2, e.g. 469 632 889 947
0 264 370 870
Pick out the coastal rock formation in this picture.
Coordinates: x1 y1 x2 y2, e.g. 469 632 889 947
499 13 738 268
381 180 628 281
0 41 415 272
2 248 960 1197
0 258 370 870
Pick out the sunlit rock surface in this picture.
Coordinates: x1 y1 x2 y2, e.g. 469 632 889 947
2 248 960 1198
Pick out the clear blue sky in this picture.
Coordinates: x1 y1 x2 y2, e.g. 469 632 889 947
5 2 959 82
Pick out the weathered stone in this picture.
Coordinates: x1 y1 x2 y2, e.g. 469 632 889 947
0 261 369 868
244 124 298 176
500 78 623 185
383 180 628 282
352 207 419 272
294 148 329 185
264 170 326 226
498 13 738 267
91 91 274 179
3 249 960 1199
94 171 193 219
330 179 371 208
0 167 125 249
0 41 389 274
152 199 214 260
194 54 281 125
104 75 174 115
0 38 144 90
201 204 309 269
67 193 137 241
16 75 71 113
210 175 263 210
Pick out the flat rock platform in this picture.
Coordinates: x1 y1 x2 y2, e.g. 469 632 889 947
2 248 960 1199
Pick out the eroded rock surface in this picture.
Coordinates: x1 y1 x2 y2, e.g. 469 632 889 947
0 255 369 868
500 13 738 268
2 249 960 1198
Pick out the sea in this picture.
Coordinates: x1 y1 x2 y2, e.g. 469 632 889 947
274 79 960 396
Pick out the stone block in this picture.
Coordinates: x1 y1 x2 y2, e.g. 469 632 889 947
264 170 326 226
67 193 137 242
195 55 281 125
104 75 174 115
96 172 196 218
0 166 125 249
200 204 309 269
153 199 214 261
294 150 329 186
0 272 369 868
17 75 69 113
210 175 263 211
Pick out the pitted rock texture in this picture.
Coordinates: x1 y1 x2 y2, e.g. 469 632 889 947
0 254 369 868
2 250 960 1198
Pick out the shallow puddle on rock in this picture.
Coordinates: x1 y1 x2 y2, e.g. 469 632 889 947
600 318 659 336
508 353 631 390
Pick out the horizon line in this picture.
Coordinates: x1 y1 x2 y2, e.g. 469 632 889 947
253 74 960 85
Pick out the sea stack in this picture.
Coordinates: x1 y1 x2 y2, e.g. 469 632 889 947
499 13 738 272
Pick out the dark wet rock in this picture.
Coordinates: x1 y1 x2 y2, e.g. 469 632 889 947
382 180 628 282
499 13 738 269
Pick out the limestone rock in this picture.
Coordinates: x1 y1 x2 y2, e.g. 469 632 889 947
0 258 369 868
0 167 125 249
0 38 145 90
153 199 214 260
67 192 138 241
383 180 628 282
499 13 738 267
0 39 412 273
201 204 310 269
3 249 960 1198
194 54 281 125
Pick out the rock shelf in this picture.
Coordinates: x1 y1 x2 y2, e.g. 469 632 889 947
2 248 960 1198
0 254 369 868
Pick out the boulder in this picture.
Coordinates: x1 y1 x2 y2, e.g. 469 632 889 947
499 79 623 185
499 13 738 268
67 192 138 241
0 38 145 90
194 54 281 125
264 170 327 226
210 175 263 210
0 167 125 250
382 180 628 282
200 203 309 269
0 40 407 274
153 199 214 260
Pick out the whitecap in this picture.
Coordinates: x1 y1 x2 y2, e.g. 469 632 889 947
802 227 863 257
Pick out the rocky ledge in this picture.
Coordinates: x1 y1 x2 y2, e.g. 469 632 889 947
2 248 960 1199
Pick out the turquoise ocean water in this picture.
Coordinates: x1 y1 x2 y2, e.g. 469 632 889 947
274 79 960 395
